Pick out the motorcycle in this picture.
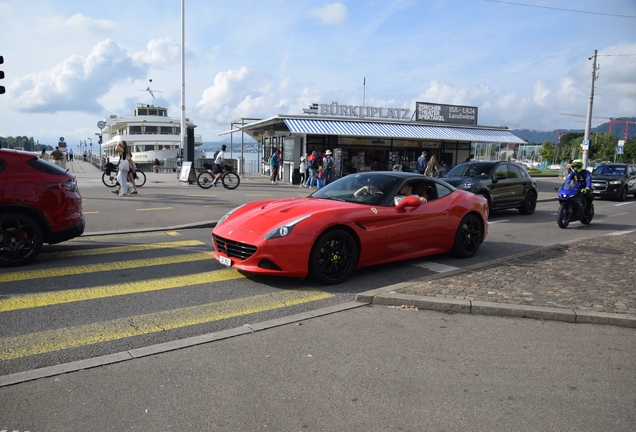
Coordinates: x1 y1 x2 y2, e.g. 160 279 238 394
555 179 594 229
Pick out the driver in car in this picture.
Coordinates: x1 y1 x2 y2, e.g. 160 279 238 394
394 183 428 205
354 182 382 197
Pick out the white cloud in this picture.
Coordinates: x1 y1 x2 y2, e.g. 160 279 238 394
37 13 117 34
9 39 146 113
532 80 550 107
132 38 181 67
309 3 348 25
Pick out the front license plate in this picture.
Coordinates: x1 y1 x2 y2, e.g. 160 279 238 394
219 255 232 267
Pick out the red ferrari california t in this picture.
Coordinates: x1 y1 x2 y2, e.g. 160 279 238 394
212 172 488 284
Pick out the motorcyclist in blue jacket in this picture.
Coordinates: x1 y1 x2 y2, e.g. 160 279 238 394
565 159 593 212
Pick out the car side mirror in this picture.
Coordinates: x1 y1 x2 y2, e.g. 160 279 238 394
492 173 506 183
396 195 422 211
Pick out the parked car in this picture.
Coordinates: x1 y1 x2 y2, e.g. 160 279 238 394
442 161 538 214
212 172 488 284
590 163 636 201
0 149 85 266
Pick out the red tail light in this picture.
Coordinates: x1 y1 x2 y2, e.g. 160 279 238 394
45 181 78 192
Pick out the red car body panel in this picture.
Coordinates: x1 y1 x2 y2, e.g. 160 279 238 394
0 149 84 244
212 176 488 280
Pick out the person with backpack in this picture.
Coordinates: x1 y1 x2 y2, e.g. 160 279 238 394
303 150 318 188
269 148 281 184
323 150 334 184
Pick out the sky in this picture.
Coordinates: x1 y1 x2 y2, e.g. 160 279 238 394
1 0 635 148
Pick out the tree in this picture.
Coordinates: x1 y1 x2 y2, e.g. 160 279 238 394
538 141 554 165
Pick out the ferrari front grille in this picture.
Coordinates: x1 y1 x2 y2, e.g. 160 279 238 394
213 234 257 260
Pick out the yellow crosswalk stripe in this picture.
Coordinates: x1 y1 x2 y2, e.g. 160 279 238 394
0 269 243 312
39 240 205 260
0 252 214 283
0 289 333 361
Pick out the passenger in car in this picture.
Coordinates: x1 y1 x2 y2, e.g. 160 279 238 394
394 183 428 205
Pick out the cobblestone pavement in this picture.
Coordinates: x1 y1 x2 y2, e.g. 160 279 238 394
397 234 636 315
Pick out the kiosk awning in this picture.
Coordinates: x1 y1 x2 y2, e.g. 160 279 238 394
283 118 526 144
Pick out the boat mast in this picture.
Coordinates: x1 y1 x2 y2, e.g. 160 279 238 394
180 0 186 159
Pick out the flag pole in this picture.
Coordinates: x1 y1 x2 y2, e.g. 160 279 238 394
180 0 186 160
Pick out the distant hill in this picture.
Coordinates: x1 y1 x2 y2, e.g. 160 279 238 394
513 117 636 143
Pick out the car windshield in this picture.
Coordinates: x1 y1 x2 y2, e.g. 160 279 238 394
311 173 401 206
445 162 493 178
592 166 625 176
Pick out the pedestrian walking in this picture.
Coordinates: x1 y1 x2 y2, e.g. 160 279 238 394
323 150 334 184
424 155 440 177
416 150 428 174
269 149 281 184
112 141 131 196
39 148 50 161
299 153 308 187
126 147 138 195
68 148 74 162
303 150 318 188
51 146 63 167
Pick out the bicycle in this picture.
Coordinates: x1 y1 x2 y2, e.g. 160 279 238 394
102 162 147 188
197 163 240 190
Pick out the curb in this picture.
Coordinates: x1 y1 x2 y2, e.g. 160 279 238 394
355 238 636 329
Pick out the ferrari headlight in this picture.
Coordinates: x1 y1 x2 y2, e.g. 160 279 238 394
218 204 245 224
264 215 312 240
609 180 622 185
461 182 473 190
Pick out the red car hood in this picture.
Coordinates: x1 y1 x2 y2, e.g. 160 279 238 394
220 197 364 235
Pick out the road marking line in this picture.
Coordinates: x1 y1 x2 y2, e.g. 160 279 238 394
72 231 183 241
606 228 636 236
0 252 214 283
0 269 243 312
487 220 510 224
615 202 635 206
136 207 172 211
609 212 630 217
411 261 459 273
245 194 274 197
83 211 100 215
39 240 205 260
0 289 333 361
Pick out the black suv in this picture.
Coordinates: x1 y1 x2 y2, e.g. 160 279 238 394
442 161 538 214
590 163 636 201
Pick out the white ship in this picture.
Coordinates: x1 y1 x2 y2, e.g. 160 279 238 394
99 103 204 165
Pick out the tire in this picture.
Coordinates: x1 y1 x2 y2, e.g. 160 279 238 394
197 171 214 189
451 214 483 258
134 170 146 187
557 203 571 229
102 171 118 187
518 190 537 215
0 213 43 267
309 228 359 285
618 187 627 202
580 203 594 225
222 172 241 190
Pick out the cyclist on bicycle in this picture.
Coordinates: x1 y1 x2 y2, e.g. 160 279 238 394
212 144 232 187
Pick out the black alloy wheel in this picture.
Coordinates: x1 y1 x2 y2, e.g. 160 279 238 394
519 190 537 215
451 214 483 258
309 228 359 285
0 213 43 267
